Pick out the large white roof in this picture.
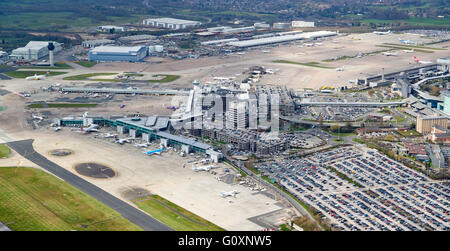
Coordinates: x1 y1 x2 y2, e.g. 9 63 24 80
143 17 201 25
227 31 337 47
91 46 145 53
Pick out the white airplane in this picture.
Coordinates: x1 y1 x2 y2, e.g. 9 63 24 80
236 52 245 55
262 50 270 53
53 127 61 132
102 133 117 138
81 124 99 133
398 38 415 45
31 114 44 120
220 190 239 198
373 30 391 35
382 51 398 56
403 49 414 53
414 56 432 64
192 165 217 172
134 143 149 148
115 137 133 144
336 67 345 71
26 74 47 80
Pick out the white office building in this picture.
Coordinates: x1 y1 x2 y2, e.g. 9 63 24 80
142 18 201 30
292 21 315 28
9 41 62 60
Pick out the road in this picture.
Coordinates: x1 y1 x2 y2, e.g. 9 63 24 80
6 139 172 231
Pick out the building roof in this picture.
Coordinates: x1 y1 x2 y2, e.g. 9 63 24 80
90 46 145 54
144 17 201 25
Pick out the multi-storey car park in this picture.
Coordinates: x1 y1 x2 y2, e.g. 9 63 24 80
255 146 449 231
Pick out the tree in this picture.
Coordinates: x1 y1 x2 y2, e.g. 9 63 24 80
385 135 396 142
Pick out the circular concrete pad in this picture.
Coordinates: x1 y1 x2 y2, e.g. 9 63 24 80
74 163 116 179
50 149 73 157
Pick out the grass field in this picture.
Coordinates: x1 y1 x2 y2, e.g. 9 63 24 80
20 62 73 69
73 61 97 68
148 74 181 83
383 43 446 51
0 145 10 158
361 18 450 27
273 60 333 69
28 103 98 109
0 167 142 231
63 73 118 81
133 195 224 231
4 71 68 78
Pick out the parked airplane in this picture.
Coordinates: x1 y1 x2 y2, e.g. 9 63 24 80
192 165 217 172
236 52 245 55
53 127 61 132
145 148 164 155
134 143 150 148
373 30 391 35
398 38 415 45
220 190 239 198
31 114 44 120
335 67 345 71
262 50 270 53
25 73 48 80
403 49 414 53
102 133 117 138
115 137 133 144
414 56 432 64
382 51 398 56
81 124 99 133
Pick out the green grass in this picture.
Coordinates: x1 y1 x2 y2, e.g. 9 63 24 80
73 61 97 68
63 73 118 81
273 60 333 69
0 145 10 158
148 74 180 83
133 195 224 231
377 45 433 53
0 166 142 231
4 71 67 78
361 18 450 27
28 103 98 109
326 166 364 188
20 62 73 69
326 131 357 137
383 43 446 51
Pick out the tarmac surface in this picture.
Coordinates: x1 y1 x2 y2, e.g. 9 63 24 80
6 139 172 231
75 162 116 179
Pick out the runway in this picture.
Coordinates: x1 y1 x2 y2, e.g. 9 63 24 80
6 139 172 231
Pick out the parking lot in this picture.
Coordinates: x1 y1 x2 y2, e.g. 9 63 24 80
255 146 449 231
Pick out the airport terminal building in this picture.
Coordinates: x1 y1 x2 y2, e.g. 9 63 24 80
88 46 148 62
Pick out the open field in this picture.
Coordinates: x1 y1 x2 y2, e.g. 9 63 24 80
73 61 97 68
4 71 68 78
133 195 224 231
0 166 142 231
0 145 10 158
28 103 98 109
148 74 181 83
63 72 118 81
273 60 333 69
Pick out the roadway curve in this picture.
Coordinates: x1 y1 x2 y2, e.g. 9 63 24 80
6 139 172 231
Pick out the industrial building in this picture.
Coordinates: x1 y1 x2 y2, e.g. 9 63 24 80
273 22 291 30
82 39 115 48
97 25 127 32
254 22 271 29
416 115 449 134
292 21 315 28
9 41 62 60
88 46 148 62
227 31 337 48
142 18 201 29
444 91 450 116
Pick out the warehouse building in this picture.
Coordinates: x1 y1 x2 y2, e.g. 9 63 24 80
292 21 315 28
88 46 148 62
82 39 115 48
10 41 62 60
142 17 201 29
